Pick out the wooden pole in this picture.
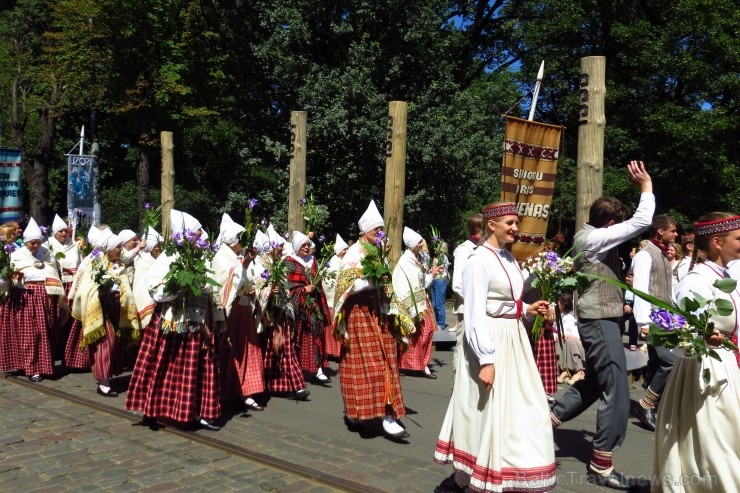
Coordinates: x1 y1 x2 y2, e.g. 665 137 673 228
576 56 606 229
161 131 175 239
384 101 407 269
288 111 307 233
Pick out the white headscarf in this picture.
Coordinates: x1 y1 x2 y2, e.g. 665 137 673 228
118 229 138 244
143 226 163 252
221 217 245 247
170 209 202 235
253 230 270 253
403 226 423 249
103 234 122 253
291 231 310 254
52 214 68 234
266 224 286 246
334 234 348 255
23 218 44 242
357 200 384 233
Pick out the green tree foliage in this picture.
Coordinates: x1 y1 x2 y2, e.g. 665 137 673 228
0 0 736 246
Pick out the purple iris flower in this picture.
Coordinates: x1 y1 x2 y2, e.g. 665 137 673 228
144 202 152 210
270 241 280 250
171 232 184 247
185 229 198 242
196 237 210 250
324 262 330 268
260 270 270 280
91 248 101 258
374 230 386 246
649 309 686 331
40 225 49 235
319 235 326 242
299 197 308 206
248 198 258 210
4 243 17 253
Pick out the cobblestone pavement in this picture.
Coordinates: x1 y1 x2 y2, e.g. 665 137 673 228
1 327 658 492
0 376 343 492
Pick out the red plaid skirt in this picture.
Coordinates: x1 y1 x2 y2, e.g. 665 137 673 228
0 285 56 376
297 323 326 373
532 321 558 395
338 290 405 420
64 319 92 369
325 322 342 359
125 309 221 423
400 305 436 372
262 320 306 393
90 291 127 382
219 302 264 399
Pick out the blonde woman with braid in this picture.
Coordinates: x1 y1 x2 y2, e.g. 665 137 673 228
653 213 740 492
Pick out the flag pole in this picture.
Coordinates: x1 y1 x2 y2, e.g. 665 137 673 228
528 61 545 121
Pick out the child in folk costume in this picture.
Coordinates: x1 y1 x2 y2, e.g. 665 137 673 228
653 213 740 492
333 200 409 441
70 233 140 396
434 203 556 493
0 218 65 382
394 226 442 378
321 233 348 360
45 214 81 360
253 225 310 400
213 214 265 412
125 210 221 431
286 231 332 385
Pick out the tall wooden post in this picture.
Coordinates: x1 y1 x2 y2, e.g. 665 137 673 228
576 56 606 229
384 101 407 269
288 111 307 233
161 131 175 239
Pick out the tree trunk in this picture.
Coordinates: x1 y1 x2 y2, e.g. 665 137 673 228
24 105 54 225
137 147 151 231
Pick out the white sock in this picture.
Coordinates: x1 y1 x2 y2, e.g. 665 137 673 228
245 397 257 406
316 367 325 377
382 415 404 434
424 366 432 375
98 384 111 393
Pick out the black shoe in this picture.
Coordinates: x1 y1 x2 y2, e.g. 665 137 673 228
343 415 364 432
314 373 331 385
587 469 638 490
245 400 264 412
196 418 221 431
382 427 410 442
141 416 161 431
635 404 656 432
434 474 465 493
29 374 42 382
294 388 310 400
97 386 118 397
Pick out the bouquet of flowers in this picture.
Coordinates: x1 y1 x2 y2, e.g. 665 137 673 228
90 248 120 292
0 242 17 299
429 225 446 279
143 201 163 230
300 194 329 235
239 197 262 249
646 278 738 382
360 230 415 343
162 230 219 298
360 230 393 293
522 250 590 341
314 237 336 285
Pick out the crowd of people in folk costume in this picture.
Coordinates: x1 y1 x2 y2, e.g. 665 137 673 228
1 159 739 492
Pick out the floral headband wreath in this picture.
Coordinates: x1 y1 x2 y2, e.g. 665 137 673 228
693 215 740 237
482 203 518 219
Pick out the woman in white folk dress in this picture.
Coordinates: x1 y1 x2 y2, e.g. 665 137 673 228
434 202 556 493
653 212 740 492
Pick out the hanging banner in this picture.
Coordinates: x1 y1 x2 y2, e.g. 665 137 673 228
500 116 564 261
0 148 23 224
67 154 98 226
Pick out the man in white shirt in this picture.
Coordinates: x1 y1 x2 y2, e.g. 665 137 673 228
449 213 483 376
631 215 678 432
